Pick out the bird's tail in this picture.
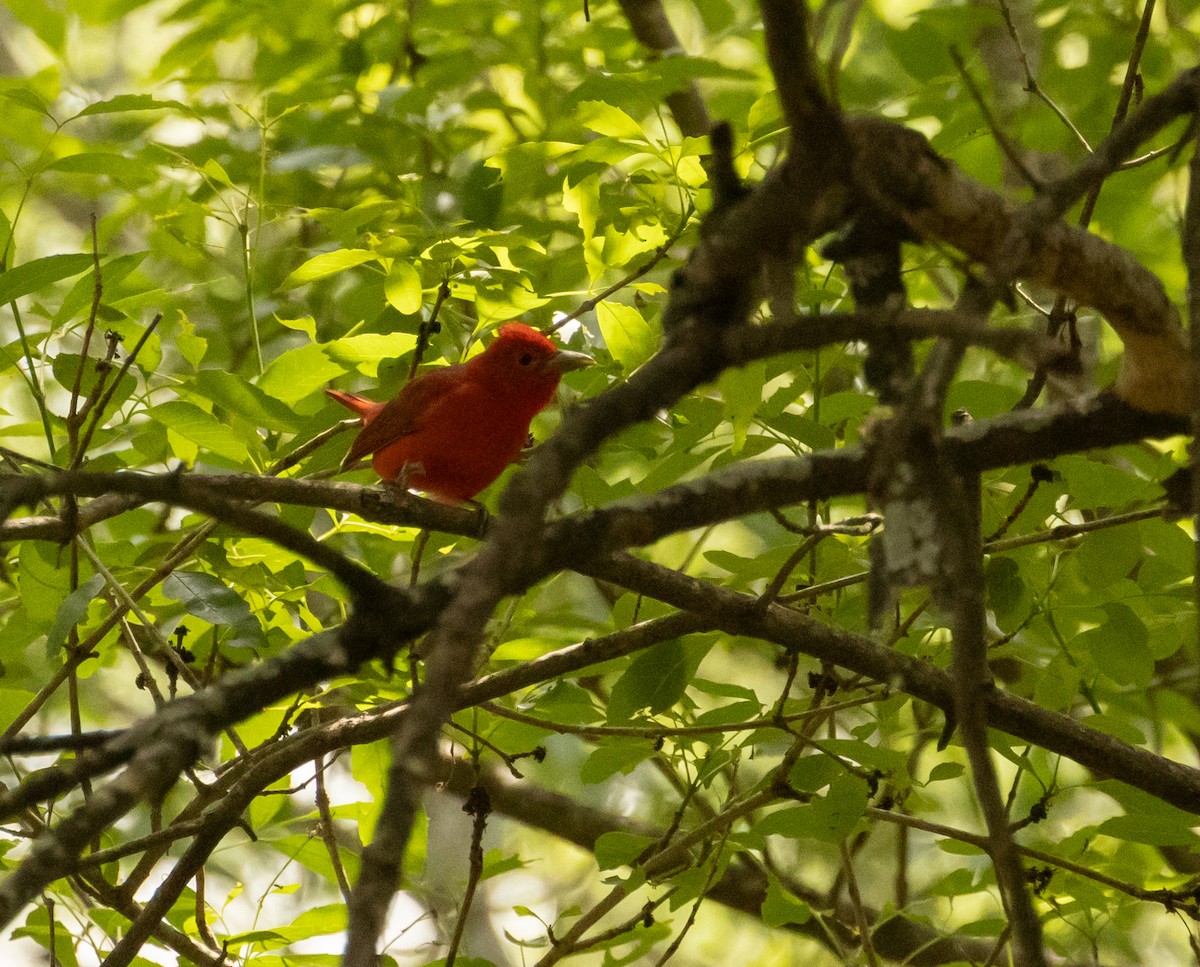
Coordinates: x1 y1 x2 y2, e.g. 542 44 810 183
325 387 380 420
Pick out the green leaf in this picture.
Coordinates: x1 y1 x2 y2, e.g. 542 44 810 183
51 353 137 416
1055 454 1156 510
151 400 250 462
817 739 908 775
258 343 346 405
693 699 763 728
806 774 871 841
249 903 347 943
1097 813 1200 847
607 637 708 723
756 774 870 843
595 302 657 372
53 252 149 326
279 249 378 289
202 158 234 187
580 742 655 785
71 94 193 118
46 153 155 185
0 254 94 305
1075 603 1152 689
108 315 164 373
986 555 1030 632
593 831 654 870
4 0 65 52
1075 524 1143 590
561 177 598 244
45 575 105 654
480 849 525 882
276 315 317 340
1033 650 1082 712
689 678 761 702
788 754 844 794
926 761 965 783
384 261 423 315
887 20 954 83
191 370 303 432
324 332 419 378
769 412 835 450
717 361 765 453
936 839 987 856
2 88 54 118
18 543 71 627
761 876 811 927
577 101 646 140
162 571 265 649
171 312 208 370
163 571 254 626
754 805 807 839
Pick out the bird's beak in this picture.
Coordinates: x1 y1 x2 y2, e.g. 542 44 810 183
548 348 595 374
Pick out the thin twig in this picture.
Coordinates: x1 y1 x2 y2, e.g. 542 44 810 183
66 215 103 453
315 755 353 903
409 279 451 380
75 313 165 461
443 783 489 967
839 839 879 967
997 0 1092 152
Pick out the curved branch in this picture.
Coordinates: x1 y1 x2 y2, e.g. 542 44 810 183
848 68 1200 413
615 0 711 138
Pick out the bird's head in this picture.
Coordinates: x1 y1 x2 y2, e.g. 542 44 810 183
473 322 594 406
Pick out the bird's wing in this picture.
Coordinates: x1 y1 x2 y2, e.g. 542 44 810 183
343 365 469 463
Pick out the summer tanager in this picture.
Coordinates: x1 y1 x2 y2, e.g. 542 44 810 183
326 322 593 502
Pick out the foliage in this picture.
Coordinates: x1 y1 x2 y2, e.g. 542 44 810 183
1 0 1200 965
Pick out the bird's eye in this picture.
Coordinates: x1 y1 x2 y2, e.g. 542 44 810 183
518 353 533 366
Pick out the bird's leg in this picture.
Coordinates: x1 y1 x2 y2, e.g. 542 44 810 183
398 459 424 491
381 459 425 495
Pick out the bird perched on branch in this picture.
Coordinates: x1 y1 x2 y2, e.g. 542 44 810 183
326 322 593 502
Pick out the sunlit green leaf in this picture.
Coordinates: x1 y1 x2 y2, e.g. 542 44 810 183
577 101 646 140
279 249 379 289
5 0 65 53
717 361 765 453
258 343 346 405
384 261 423 315
595 302 656 372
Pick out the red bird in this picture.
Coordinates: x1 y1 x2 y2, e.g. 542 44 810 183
326 322 593 502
